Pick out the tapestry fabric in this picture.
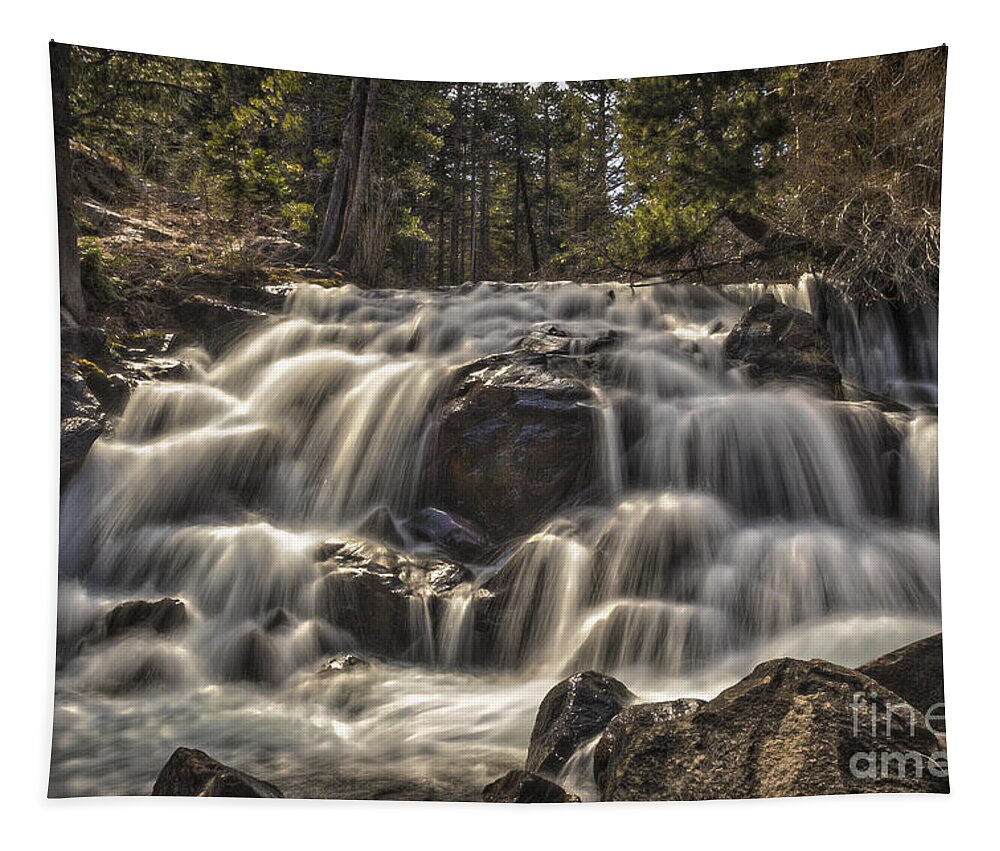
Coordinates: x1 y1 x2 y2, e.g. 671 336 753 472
51 43 946 801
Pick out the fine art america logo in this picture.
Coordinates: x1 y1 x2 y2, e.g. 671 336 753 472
850 691 948 780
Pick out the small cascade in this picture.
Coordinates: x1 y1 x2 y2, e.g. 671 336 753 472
437 588 476 668
724 274 939 401
900 414 940 529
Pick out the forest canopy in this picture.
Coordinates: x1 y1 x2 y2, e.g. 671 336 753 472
58 44 946 308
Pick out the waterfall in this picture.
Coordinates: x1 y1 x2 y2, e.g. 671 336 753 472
724 274 939 402
53 278 940 797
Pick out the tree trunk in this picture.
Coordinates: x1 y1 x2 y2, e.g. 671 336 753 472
469 88 479 282
512 165 521 280
336 79 380 272
310 78 367 265
50 42 86 324
449 85 465 285
542 111 552 254
514 115 540 274
479 153 491 280
518 157 540 274
436 205 446 286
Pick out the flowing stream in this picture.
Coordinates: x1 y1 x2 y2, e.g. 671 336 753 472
52 277 940 799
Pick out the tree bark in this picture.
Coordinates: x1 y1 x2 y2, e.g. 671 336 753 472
436 205 446 286
310 78 367 265
448 85 465 285
723 207 835 262
50 42 87 323
469 87 479 282
479 150 491 280
514 115 540 274
336 79 379 272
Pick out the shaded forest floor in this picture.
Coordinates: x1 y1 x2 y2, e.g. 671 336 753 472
70 141 343 338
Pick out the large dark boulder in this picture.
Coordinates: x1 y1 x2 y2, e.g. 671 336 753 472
725 295 843 397
482 770 581 803
152 747 283 797
601 657 948 801
593 699 704 796
859 633 945 730
313 538 473 658
430 351 597 539
526 671 636 777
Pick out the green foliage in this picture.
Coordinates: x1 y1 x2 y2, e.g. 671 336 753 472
281 201 315 235
615 69 791 264
78 237 126 302
65 45 945 299
214 240 265 280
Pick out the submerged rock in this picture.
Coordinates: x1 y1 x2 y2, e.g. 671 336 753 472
593 698 705 796
431 350 597 539
601 657 948 801
314 538 473 658
221 628 280 684
152 747 283 797
96 598 187 641
725 295 843 397
482 770 581 803
526 671 636 777
516 324 621 356
357 506 406 548
859 633 945 730
405 507 489 560
174 294 265 353
317 653 371 675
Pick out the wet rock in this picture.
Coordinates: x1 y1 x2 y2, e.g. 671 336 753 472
593 699 704 796
317 653 371 675
222 627 280 684
725 295 843 397
859 633 945 730
601 657 948 801
152 747 284 797
482 770 581 803
357 506 406 548
60 416 105 480
405 507 489 560
229 282 295 311
262 606 292 632
526 671 637 777
174 294 265 353
516 324 621 356
99 598 187 640
832 402 905 516
75 358 132 414
60 366 105 480
431 351 597 539
314 538 473 658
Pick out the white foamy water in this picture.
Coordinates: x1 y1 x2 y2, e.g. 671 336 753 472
52 278 939 799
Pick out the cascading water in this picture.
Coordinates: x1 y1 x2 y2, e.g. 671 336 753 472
725 273 939 402
52 278 940 800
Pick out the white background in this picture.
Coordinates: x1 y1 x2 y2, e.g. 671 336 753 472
0 1 995 847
